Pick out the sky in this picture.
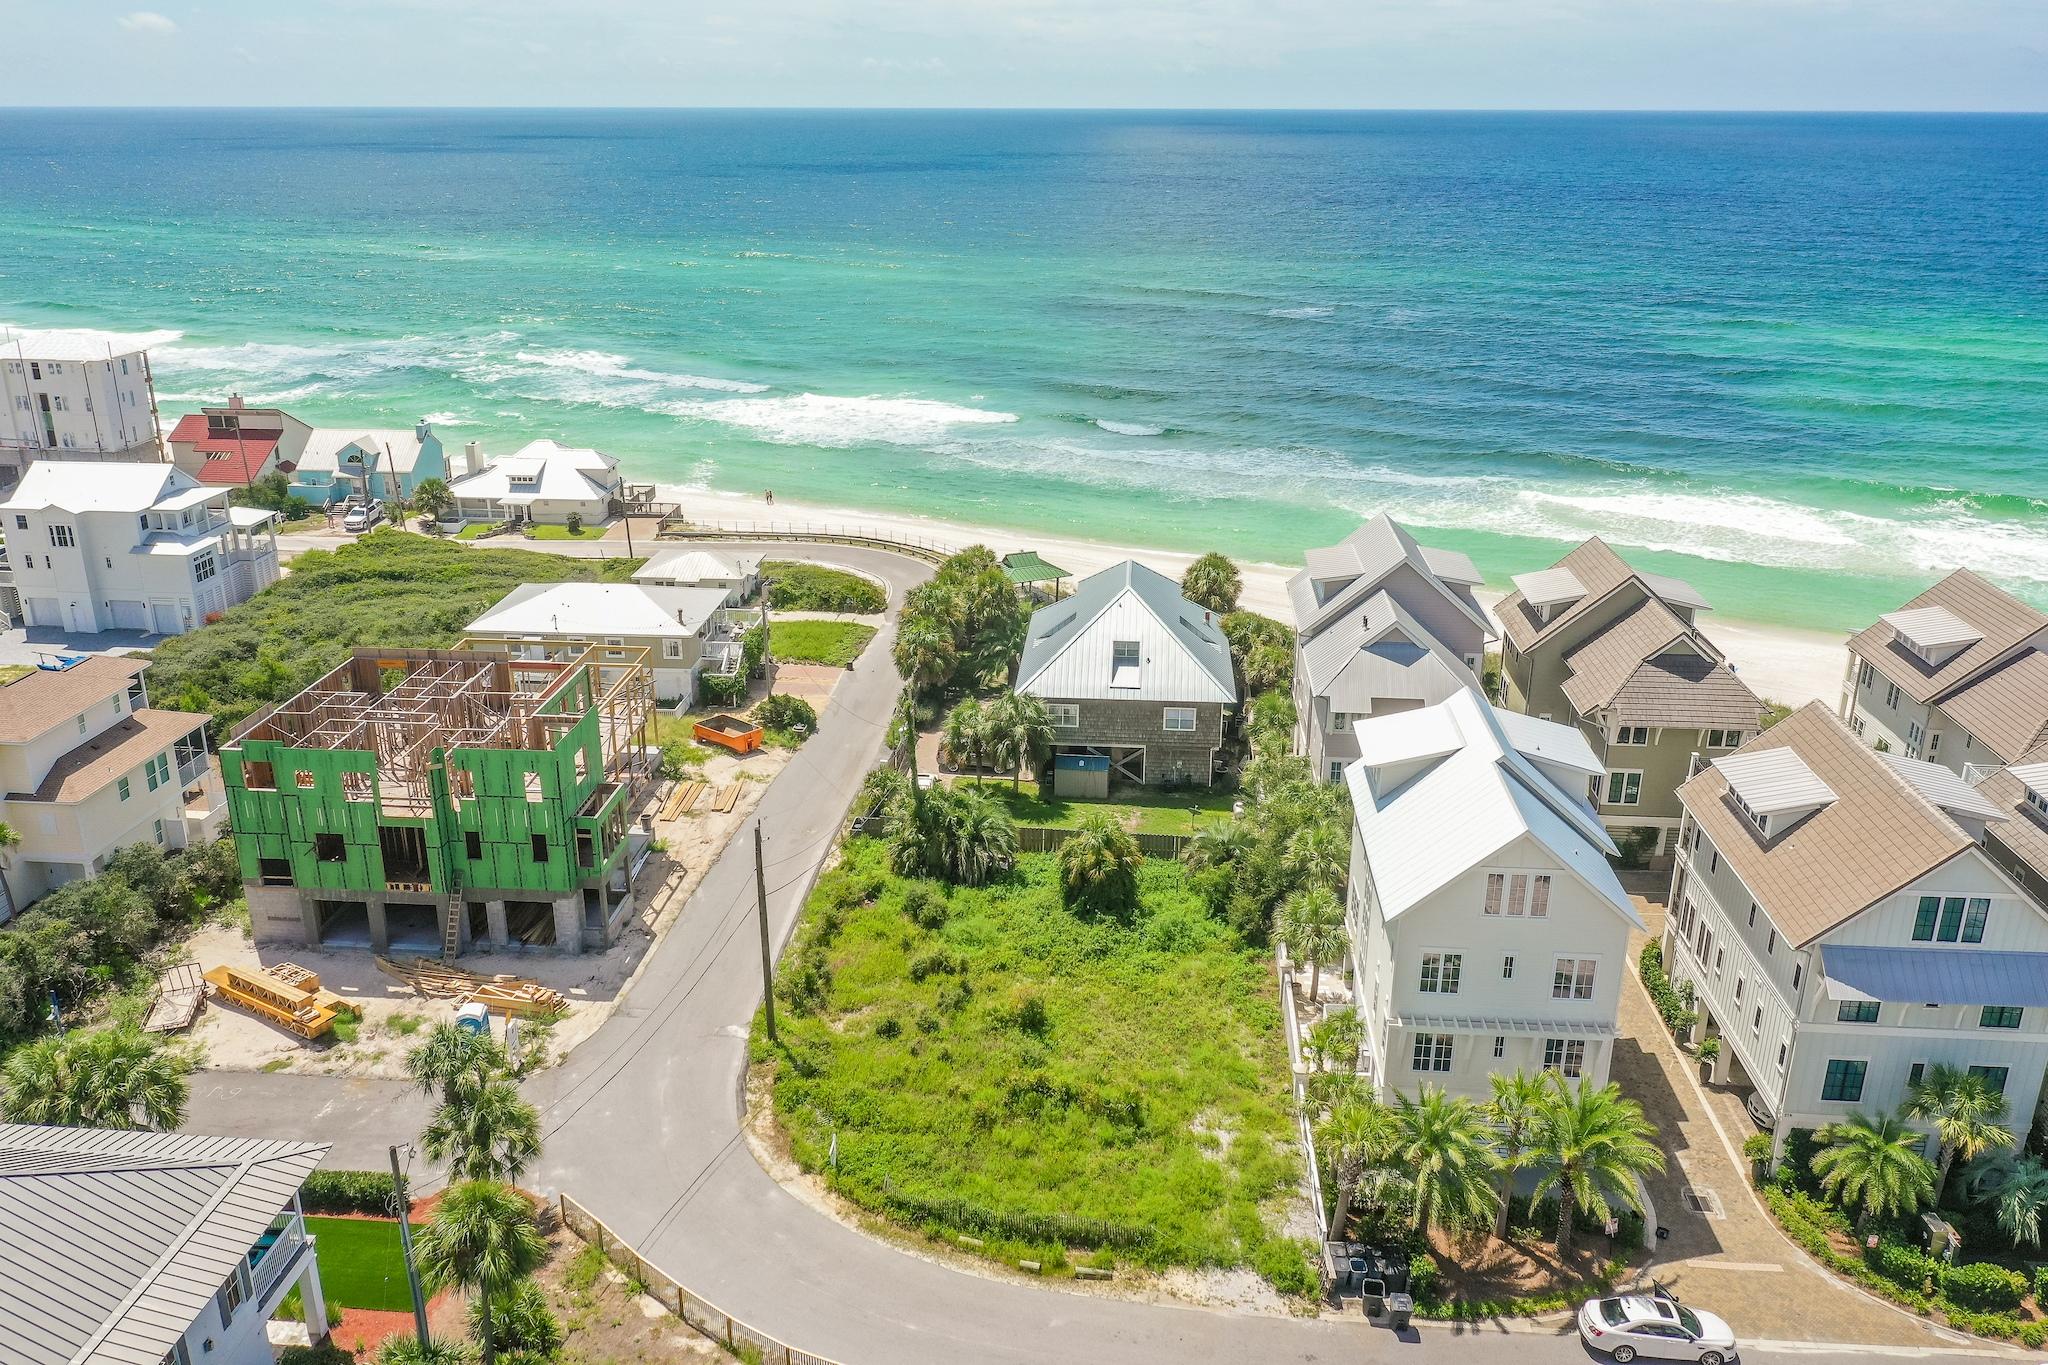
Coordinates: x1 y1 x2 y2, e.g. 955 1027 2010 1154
11 0 2047 110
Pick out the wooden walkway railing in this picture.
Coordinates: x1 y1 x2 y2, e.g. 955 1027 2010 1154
558 1193 849 1365
654 517 958 565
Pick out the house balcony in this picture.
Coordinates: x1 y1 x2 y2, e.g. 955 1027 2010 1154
249 1209 310 1306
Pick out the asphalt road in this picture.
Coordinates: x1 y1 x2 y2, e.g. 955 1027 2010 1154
185 538 2025 1365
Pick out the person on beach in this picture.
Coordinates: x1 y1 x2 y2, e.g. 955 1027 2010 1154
766 489 775 505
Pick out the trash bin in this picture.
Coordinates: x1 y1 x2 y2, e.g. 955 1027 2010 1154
1384 1293 1413 1330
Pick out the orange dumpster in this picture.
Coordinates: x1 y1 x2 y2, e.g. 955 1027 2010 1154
694 713 764 754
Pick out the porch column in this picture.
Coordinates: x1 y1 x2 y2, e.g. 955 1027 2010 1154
1687 1011 1707 1048
1709 1040 1732 1085
296 1237 331 1340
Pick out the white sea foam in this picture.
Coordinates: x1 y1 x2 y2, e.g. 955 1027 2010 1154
659 393 1018 447
507 348 768 393
1094 419 1164 436
0 323 186 357
420 411 471 427
1267 306 1334 319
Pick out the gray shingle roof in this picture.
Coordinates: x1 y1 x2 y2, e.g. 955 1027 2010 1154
0 1124 328 1365
1299 589 1479 713
1286 514 1490 641
1936 648 2048 764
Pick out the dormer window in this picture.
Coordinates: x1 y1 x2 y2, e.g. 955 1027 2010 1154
1735 792 1770 836
1881 606 1982 668
2028 788 2048 818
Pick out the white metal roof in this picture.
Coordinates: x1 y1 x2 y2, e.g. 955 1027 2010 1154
1343 689 1638 928
296 427 426 477
1878 752 2008 824
468 582 728 639
0 461 198 515
0 1124 328 1365
1286 513 1491 642
227 505 278 529
1713 746 1839 815
1299 589 1478 712
2009 761 2048 799
1493 707 1605 778
0 328 155 363
1641 571 1713 612
1016 560 1235 704
1881 605 1984 652
447 438 620 505
1418 544 1484 587
633 548 761 584
1510 566 1588 608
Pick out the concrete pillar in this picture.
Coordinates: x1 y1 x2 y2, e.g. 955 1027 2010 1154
367 898 390 953
1687 1011 1708 1048
1709 1039 1732 1085
486 899 510 950
553 895 584 955
296 1239 331 1341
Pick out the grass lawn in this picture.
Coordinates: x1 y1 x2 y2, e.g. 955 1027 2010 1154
763 560 886 614
454 521 604 541
959 777 1236 836
301 1216 416 1311
761 840 1299 1277
769 618 876 667
0 664 34 686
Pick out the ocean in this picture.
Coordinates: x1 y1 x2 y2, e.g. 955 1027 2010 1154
1 108 2044 631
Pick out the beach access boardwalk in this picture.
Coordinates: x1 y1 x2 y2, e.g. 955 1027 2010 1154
185 537 2012 1365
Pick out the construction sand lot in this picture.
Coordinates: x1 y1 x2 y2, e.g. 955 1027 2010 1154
183 737 802 1079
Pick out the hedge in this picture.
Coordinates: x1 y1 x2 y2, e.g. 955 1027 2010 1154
1637 941 1697 1037
300 1169 401 1215
1942 1260 2027 1312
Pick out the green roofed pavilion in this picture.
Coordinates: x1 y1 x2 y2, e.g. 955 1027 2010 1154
1001 550 1070 585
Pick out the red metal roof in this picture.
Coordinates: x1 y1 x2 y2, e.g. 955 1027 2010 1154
167 414 285 484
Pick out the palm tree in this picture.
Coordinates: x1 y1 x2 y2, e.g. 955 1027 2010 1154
413 1180 549 1365
1318 1092 1399 1237
1962 1150 2048 1248
423 1075 544 1184
1303 1009 1363 1074
1813 1111 1936 1230
1906 1064 2015 1201
1181 821 1252 874
940 697 986 773
1180 552 1242 615
1486 1071 1552 1238
407 1024 512 1104
983 690 1054 792
892 619 957 698
410 477 454 524
0 819 18 920
1282 821 1346 893
1056 814 1143 919
1393 1086 1503 1238
1529 1078 1664 1255
1277 885 1347 1002
0 1028 191 1130
946 785 1018 887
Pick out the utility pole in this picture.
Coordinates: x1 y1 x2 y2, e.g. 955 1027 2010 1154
389 1145 431 1349
755 821 777 1043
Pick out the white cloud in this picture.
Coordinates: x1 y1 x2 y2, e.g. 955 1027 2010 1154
118 11 178 35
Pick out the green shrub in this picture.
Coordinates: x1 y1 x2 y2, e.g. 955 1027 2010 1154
900 883 949 930
2021 1321 2047 1349
755 693 818 733
299 1168 400 1215
1638 941 1697 1036
1867 1240 1937 1293
2035 1264 2048 1306
764 561 886 614
468 1279 564 1356
277 1346 360 1365
699 671 750 708
1941 1260 2027 1312
1406 1252 1440 1304
1943 1308 2023 1340
1252 1237 1318 1297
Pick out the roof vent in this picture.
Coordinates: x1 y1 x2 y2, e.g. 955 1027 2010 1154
1882 606 1982 666
1714 747 1837 839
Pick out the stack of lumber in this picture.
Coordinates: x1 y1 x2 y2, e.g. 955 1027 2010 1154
711 782 742 813
203 964 336 1040
375 954 567 1016
263 962 361 1019
659 779 708 822
142 964 205 1034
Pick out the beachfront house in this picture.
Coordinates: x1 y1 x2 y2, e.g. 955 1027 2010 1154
444 438 622 527
1666 703 2048 1164
0 1123 334 1365
1342 687 1643 1102
0 460 279 635
0 655 221 917
1840 570 2048 774
0 335 164 492
291 420 481 508
166 396 314 490
632 547 763 606
1016 559 1237 793
1497 537 1763 861
1288 515 1491 783
465 581 739 706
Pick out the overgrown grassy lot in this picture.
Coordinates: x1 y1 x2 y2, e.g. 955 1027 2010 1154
300 1216 415 1310
763 560 886 614
769 618 877 666
960 778 1236 835
761 840 1300 1276
146 531 641 736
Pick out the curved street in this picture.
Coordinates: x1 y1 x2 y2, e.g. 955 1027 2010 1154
186 540 2011 1365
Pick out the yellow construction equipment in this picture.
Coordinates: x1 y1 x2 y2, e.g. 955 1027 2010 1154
203 964 338 1040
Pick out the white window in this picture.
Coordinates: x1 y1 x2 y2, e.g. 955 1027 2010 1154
1411 1032 1453 1073
1552 957 1596 1000
1542 1038 1586 1078
1528 874 1550 918
1111 640 1140 686
1331 710 1349 732
1163 707 1196 732
1419 952 1462 994
663 639 684 659
1613 724 1649 746
1605 770 1642 806
1883 682 1901 709
47 524 74 547
1905 721 1923 756
1704 728 1742 748
1047 703 1079 729
1858 660 1874 687
1483 874 1504 916
1328 761 1344 783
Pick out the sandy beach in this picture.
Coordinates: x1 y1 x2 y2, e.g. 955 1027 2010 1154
663 485 1849 708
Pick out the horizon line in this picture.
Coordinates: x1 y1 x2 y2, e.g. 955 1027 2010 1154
3 104 2047 116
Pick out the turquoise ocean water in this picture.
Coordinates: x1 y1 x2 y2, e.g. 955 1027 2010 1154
1 109 2044 631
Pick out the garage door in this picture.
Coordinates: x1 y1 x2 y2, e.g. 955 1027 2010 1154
151 601 182 635
107 600 149 631
24 597 58 627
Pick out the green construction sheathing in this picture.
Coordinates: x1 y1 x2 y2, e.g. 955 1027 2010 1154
222 662 625 902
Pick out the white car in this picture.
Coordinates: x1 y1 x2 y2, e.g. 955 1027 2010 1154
1578 1291 1738 1364
342 501 384 533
